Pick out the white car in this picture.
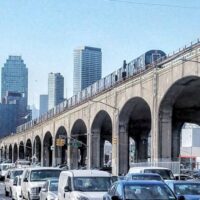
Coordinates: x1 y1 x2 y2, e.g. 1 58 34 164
21 167 61 200
39 179 58 200
12 175 22 200
0 163 13 180
4 168 24 197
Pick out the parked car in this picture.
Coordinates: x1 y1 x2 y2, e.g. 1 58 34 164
58 169 112 200
0 162 13 180
39 179 58 200
165 180 200 200
12 175 22 200
15 159 31 168
126 173 164 181
103 180 182 200
21 167 61 200
174 174 194 181
4 168 23 197
128 166 175 180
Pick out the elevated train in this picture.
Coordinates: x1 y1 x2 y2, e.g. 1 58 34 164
16 49 166 133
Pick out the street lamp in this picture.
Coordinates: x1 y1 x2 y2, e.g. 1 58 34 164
89 99 119 175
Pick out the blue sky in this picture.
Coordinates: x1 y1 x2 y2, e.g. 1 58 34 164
0 0 200 108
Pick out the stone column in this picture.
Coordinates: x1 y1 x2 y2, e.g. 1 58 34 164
91 130 100 168
87 129 92 169
159 108 172 161
52 138 56 167
118 123 129 175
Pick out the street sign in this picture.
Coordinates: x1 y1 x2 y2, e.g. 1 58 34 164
68 140 82 148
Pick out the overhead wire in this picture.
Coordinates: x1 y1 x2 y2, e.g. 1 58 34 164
108 0 200 10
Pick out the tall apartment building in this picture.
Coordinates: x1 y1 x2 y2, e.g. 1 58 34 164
48 73 64 109
73 46 102 94
1 56 28 107
39 94 48 115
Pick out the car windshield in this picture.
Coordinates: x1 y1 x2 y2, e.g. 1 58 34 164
144 169 174 180
174 183 200 195
30 170 61 182
131 175 162 181
49 181 58 191
1 165 11 170
11 170 23 179
124 183 176 200
74 177 111 192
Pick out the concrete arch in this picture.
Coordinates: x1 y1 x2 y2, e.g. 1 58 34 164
70 119 87 169
43 132 53 166
91 110 113 169
118 97 152 175
33 135 42 164
158 75 200 161
9 144 12 161
13 143 18 162
25 139 32 161
19 141 25 159
55 126 68 166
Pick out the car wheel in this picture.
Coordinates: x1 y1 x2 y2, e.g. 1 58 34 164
5 188 9 196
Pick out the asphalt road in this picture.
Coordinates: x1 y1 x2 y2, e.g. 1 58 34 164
0 182 11 200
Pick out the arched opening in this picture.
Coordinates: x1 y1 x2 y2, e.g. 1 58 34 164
13 144 18 162
91 111 112 170
55 126 68 166
19 141 25 159
159 76 200 163
33 136 41 164
25 139 32 161
71 119 87 169
4 146 7 160
119 97 151 175
43 132 53 167
9 145 12 161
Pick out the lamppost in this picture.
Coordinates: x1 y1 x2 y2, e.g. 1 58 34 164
89 99 119 175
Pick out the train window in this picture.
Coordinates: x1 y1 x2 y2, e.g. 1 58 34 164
152 54 161 62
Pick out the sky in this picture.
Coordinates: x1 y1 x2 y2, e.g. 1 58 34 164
0 0 200 109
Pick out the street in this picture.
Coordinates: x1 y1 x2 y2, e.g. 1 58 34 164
0 182 11 200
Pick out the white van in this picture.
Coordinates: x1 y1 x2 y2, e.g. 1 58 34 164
58 170 112 200
128 166 175 180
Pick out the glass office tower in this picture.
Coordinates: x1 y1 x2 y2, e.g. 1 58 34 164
39 94 48 115
48 73 64 109
1 56 28 107
73 46 102 95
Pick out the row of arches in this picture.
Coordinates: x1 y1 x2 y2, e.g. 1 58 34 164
1 76 200 174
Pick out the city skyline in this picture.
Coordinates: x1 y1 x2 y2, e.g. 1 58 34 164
0 0 200 108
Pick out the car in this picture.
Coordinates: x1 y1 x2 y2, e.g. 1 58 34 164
15 159 31 168
0 162 13 180
21 167 61 200
174 174 194 181
165 180 200 200
12 175 22 200
39 179 58 200
4 168 24 197
103 180 183 200
58 169 112 200
128 166 175 180
126 173 164 181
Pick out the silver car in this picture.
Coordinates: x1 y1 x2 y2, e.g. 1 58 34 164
39 179 58 200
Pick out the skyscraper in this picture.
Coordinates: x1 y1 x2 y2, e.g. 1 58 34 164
48 73 64 109
39 94 48 115
73 46 102 94
1 56 28 107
